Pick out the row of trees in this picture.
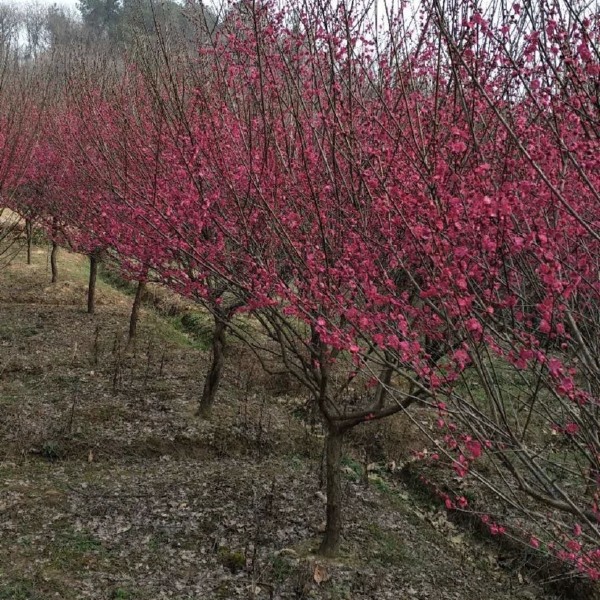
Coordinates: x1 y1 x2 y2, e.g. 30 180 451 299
2 0 600 576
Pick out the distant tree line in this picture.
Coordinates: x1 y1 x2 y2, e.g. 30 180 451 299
0 0 219 59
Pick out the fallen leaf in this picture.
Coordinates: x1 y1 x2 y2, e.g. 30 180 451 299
313 563 330 585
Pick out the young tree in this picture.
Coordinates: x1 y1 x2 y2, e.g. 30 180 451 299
0 18 50 267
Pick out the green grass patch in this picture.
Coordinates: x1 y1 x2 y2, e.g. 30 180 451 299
366 523 411 567
47 528 105 569
341 456 362 482
0 580 41 600
177 312 213 350
97 264 137 295
270 553 295 583
146 313 210 351
110 588 140 599
370 474 391 493
284 453 305 472
217 546 246 573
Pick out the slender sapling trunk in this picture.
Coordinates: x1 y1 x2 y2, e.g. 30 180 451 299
25 218 33 265
87 252 99 314
50 241 58 283
128 280 146 341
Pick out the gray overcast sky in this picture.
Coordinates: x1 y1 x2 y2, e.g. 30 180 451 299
11 0 80 9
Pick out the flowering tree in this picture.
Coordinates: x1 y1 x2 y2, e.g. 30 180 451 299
419 0 600 577
13 0 600 573
148 0 600 563
0 33 48 265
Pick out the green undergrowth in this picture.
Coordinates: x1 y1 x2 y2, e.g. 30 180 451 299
365 523 413 567
97 263 138 295
0 580 43 600
147 312 211 350
98 262 213 350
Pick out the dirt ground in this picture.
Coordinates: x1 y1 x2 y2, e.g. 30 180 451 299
0 244 567 599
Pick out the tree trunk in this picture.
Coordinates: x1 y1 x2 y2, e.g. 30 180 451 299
50 241 58 283
128 280 146 341
319 427 344 557
197 313 227 419
87 253 99 314
25 219 33 265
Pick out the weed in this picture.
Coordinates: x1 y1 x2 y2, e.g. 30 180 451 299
367 523 410 567
148 532 169 552
370 475 391 493
341 456 362 482
0 581 39 600
285 453 305 472
271 553 295 583
148 315 206 350
62 531 102 553
214 581 234 599
20 327 39 338
0 392 16 405
291 405 308 421
98 264 136 295
110 589 137 599
40 440 65 461
218 547 246 573
329 581 353 600
179 312 213 349
53 374 80 387
48 529 104 569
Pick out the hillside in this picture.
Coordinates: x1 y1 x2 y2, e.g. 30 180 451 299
0 244 568 599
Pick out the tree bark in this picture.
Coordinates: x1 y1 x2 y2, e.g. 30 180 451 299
128 280 146 341
87 253 99 314
25 218 33 265
197 313 227 419
318 427 344 557
50 241 58 283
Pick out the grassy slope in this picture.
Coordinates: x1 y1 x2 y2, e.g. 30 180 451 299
0 244 556 600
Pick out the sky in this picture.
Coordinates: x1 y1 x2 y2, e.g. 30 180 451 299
11 0 79 9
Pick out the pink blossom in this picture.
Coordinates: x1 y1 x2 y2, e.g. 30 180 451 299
564 422 580 436
465 439 482 459
449 140 467 153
